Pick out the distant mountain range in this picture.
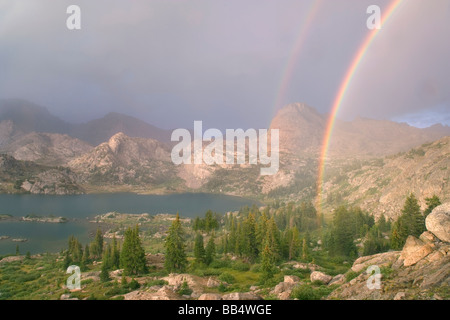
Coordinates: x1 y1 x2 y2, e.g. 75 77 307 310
0 99 172 146
0 98 448 221
270 102 450 157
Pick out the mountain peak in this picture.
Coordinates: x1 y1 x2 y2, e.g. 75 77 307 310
277 102 320 117
108 132 128 153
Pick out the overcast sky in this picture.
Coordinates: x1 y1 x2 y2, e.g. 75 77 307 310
0 0 449 130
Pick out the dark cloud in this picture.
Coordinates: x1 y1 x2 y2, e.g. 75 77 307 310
0 0 448 130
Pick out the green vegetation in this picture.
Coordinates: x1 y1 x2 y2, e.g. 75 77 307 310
0 192 441 300
120 226 147 275
391 193 427 249
424 195 441 218
164 213 188 273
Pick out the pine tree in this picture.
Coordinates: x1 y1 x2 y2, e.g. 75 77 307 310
81 244 90 270
424 195 441 217
100 259 110 282
91 228 104 259
103 243 112 269
256 212 268 251
402 193 425 237
111 235 120 269
266 217 281 262
193 233 206 264
164 213 187 272
331 206 357 257
301 238 309 261
377 214 389 232
260 240 276 281
205 233 216 266
390 222 402 250
288 227 301 260
228 217 237 255
243 213 258 262
120 225 147 275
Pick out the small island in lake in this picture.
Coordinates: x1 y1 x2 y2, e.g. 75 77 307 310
21 214 67 223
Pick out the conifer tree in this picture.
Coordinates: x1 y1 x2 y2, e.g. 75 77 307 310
390 222 403 250
205 233 216 266
90 228 104 259
100 256 111 282
261 240 276 281
81 244 90 270
256 212 268 251
289 227 301 260
164 213 187 272
111 235 120 269
243 213 258 262
193 233 206 264
120 225 147 275
266 217 281 262
402 193 425 237
424 195 441 217
301 238 309 261
228 217 237 254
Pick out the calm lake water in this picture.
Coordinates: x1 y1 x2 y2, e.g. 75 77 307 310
0 193 259 255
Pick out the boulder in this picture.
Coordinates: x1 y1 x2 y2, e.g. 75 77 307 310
352 251 401 273
400 236 433 267
393 292 406 300
419 231 437 244
278 291 292 300
328 274 345 286
206 277 220 288
425 203 450 242
109 269 123 278
0 255 25 264
272 282 295 295
81 271 100 282
292 262 308 270
310 271 332 284
162 273 203 292
222 292 263 300
124 286 183 300
198 293 222 300
284 275 300 284
426 250 444 263
60 294 78 300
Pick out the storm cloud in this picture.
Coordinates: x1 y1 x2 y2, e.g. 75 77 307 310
0 0 448 129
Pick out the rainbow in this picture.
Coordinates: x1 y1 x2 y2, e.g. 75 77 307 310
273 0 323 114
316 0 404 213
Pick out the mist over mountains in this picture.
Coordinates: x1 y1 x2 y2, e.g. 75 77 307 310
1 99 449 157
0 98 449 221
270 102 450 157
0 99 172 146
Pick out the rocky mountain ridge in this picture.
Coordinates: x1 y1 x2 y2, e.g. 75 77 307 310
270 102 450 157
0 99 448 223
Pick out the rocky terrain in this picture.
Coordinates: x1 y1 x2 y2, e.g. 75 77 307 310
115 203 450 300
0 153 83 194
327 203 450 300
270 102 450 157
0 130 93 166
321 136 450 220
0 99 448 223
